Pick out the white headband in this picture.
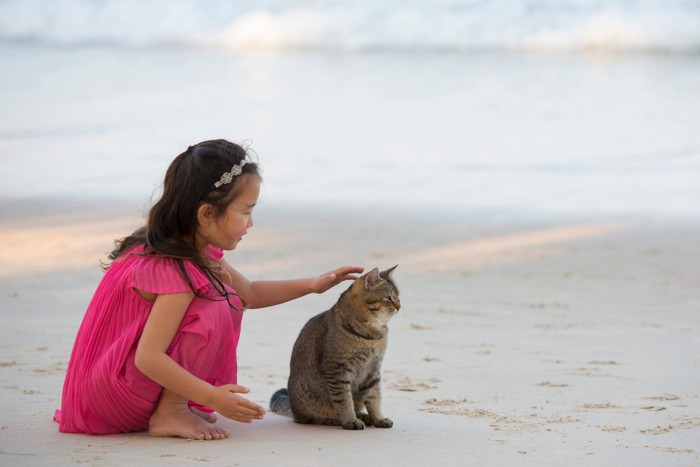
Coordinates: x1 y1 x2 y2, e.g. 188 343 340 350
212 160 248 189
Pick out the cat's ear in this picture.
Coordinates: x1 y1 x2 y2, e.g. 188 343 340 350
382 265 398 278
364 268 381 290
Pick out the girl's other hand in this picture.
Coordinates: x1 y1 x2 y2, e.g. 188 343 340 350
209 384 266 423
311 266 364 294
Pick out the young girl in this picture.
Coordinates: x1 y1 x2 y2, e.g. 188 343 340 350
54 139 363 440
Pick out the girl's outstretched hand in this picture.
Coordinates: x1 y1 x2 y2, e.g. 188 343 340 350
209 384 266 423
311 266 364 294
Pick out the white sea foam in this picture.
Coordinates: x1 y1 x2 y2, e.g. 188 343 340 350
1 0 699 54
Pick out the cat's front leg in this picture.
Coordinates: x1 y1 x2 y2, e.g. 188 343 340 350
362 378 393 428
327 378 364 430
354 399 372 426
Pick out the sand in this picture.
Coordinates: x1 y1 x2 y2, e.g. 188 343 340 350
0 200 698 466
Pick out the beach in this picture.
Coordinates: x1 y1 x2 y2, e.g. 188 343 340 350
1 201 699 466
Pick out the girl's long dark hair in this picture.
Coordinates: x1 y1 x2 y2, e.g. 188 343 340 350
104 139 261 309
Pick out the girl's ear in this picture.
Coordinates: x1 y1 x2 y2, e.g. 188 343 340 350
197 203 214 226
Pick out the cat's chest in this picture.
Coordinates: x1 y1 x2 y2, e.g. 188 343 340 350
346 342 385 372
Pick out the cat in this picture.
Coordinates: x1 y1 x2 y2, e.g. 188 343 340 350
270 266 400 430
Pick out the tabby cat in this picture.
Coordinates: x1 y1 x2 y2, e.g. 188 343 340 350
270 266 400 430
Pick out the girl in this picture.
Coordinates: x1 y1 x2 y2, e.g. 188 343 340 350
54 139 363 440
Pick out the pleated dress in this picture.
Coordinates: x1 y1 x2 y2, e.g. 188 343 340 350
54 244 243 435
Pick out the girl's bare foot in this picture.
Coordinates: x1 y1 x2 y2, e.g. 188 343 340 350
190 406 217 424
149 390 230 440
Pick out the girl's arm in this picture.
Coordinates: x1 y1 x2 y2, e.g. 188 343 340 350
220 258 363 309
134 291 265 422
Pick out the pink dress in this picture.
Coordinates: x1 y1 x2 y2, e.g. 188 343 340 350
54 244 243 434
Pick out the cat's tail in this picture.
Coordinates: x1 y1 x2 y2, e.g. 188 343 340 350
270 388 293 417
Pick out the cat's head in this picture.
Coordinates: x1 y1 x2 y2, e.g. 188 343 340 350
348 265 400 323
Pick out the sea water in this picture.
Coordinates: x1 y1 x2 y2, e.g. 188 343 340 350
1 0 699 219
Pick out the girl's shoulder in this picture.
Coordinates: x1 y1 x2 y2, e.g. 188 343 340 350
125 245 214 296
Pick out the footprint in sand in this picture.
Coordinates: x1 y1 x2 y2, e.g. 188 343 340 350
419 399 540 433
599 425 626 433
420 399 491 418
536 381 570 388
389 376 439 392
640 416 700 435
645 393 680 401
580 402 618 409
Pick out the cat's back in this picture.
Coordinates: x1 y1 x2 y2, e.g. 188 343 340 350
289 310 330 375
294 309 329 347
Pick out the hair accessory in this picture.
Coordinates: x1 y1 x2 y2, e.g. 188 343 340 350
212 160 248 189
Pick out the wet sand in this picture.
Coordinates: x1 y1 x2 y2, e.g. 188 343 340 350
1 201 698 466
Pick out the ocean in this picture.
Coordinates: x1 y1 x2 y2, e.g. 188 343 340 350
1 0 699 219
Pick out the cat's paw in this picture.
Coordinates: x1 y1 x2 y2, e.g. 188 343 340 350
373 417 393 428
342 419 365 430
356 413 371 426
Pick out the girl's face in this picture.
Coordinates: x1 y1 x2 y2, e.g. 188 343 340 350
197 175 261 252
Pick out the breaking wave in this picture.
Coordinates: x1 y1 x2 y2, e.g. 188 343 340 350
1 0 699 54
